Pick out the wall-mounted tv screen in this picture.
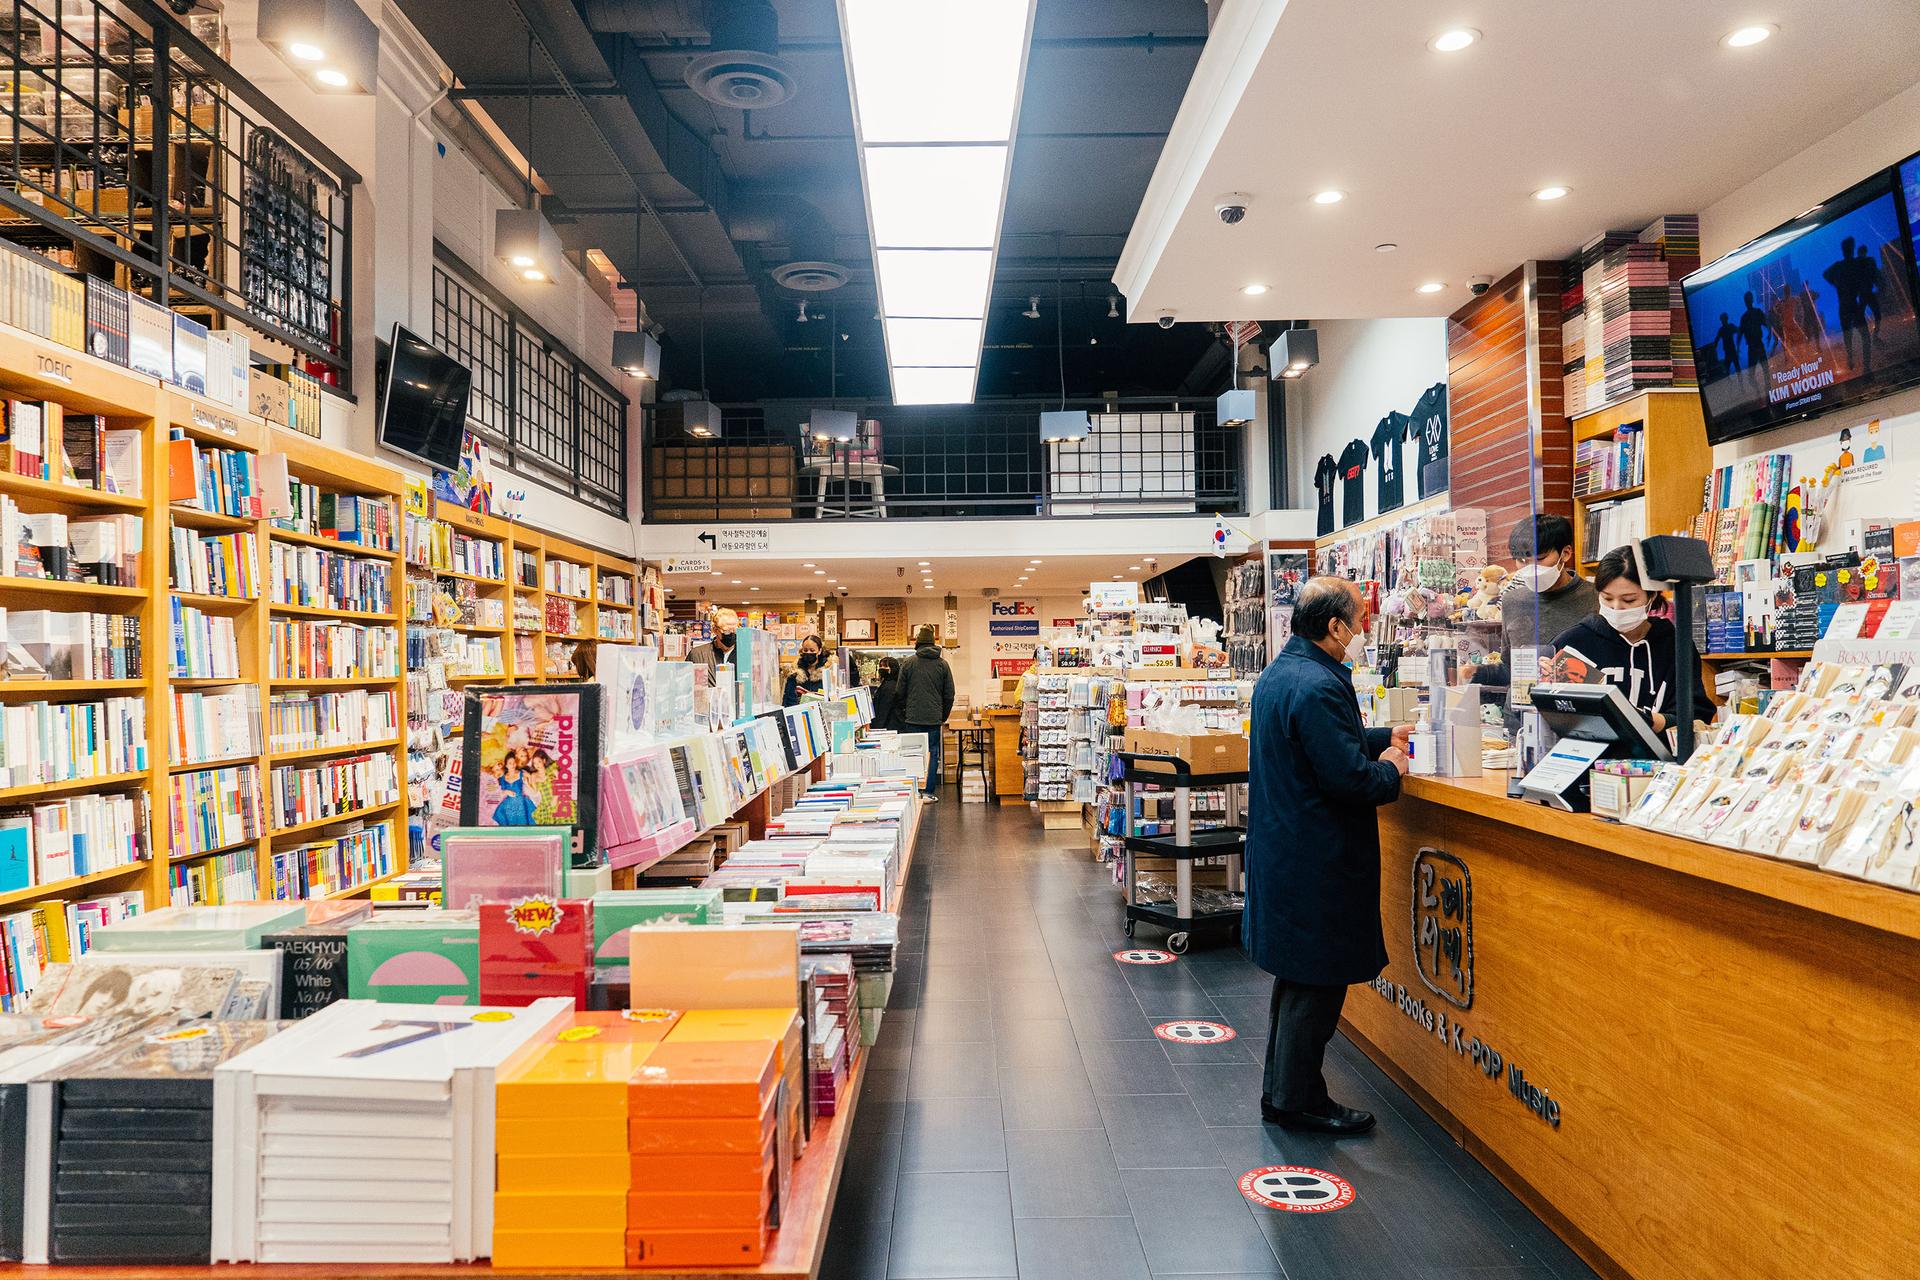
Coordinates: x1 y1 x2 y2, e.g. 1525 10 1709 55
1683 167 1920 445
377 324 471 471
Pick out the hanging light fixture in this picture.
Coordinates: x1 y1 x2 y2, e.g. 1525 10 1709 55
1217 322 1256 427
1107 295 1120 319
259 0 379 94
614 213 659 376
495 34 560 283
1039 235 1089 444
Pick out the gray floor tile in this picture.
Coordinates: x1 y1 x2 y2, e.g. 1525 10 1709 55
989 979 1069 1021
997 1064 1103 1130
909 1041 1000 1100
1118 1167 1280 1275
886 1171 1016 1279
916 999 996 1044
1253 1199 1417 1279
1095 1091 1221 1170
993 1017 1082 1069
1079 1037 1184 1096
899 1096 1007 1173
1175 1062 1268 1127
1011 1216 1151 1280
1005 1128 1120 1218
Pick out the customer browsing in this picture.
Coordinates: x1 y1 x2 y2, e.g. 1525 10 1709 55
1243 578 1409 1134
894 626 955 801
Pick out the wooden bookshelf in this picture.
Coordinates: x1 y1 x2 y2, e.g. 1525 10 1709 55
1572 389 1710 571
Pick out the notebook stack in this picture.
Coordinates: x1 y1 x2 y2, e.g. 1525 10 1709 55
1599 240 1673 401
47 1020 282 1264
1641 213 1701 387
1562 268 1587 417
802 954 858 1117
1579 230 1638 407
626 1034 783 1268
492 1010 678 1269
212 998 570 1263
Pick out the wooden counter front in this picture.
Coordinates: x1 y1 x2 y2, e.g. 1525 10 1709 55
1342 774 1920 1280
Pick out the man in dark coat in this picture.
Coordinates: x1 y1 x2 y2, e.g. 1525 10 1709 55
894 627 956 801
1244 577 1409 1134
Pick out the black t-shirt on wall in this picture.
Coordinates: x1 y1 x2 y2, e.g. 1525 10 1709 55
1370 411 1410 514
1409 382 1449 498
1337 438 1368 527
1313 453 1337 535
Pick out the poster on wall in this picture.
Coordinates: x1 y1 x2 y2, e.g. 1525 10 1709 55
1267 552 1308 656
843 617 875 642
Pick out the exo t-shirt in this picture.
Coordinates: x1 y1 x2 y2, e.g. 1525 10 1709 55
1337 438 1368 527
1409 382 1449 498
1313 453 1337 535
1371 411 1410 514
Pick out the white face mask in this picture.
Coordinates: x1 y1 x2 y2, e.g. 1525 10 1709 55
1513 562 1559 591
1337 622 1367 666
1600 604 1648 633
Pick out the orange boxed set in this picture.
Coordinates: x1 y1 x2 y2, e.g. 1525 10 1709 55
627 1038 779 1117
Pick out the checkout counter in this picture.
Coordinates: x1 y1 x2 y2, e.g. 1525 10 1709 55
1347 770 1920 1280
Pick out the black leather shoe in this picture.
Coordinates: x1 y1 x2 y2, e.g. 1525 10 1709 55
1261 1102 1376 1134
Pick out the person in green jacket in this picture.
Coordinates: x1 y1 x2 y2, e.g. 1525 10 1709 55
894 626 955 800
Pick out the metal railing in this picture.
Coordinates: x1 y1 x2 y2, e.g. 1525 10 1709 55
0 0 357 383
644 397 1246 522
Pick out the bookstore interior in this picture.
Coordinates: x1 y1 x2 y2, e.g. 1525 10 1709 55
0 1 1909 1278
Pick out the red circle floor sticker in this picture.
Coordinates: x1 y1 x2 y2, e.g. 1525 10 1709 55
1239 1166 1356 1213
1154 1019 1237 1045
1112 948 1176 966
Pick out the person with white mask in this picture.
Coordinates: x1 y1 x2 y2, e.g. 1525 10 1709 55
1501 514 1599 661
1243 577 1409 1135
1550 546 1715 735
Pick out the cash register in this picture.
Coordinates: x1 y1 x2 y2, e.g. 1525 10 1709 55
1517 683 1671 811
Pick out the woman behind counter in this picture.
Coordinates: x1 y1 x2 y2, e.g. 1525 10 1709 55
871 655 903 730
1550 545 1715 734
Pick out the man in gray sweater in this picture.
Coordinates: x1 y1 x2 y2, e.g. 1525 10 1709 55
1501 514 1599 660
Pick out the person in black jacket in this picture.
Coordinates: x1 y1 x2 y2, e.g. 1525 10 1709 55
782 634 827 707
894 627 955 801
1550 546 1715 736
1244 578 1409 1134
870 655 903 732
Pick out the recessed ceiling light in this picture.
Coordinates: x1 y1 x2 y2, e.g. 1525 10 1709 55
1531 185 1570 201
1311 190 1346 205
802 562 816 568
1429 28 1479 52
827 579 837 584
314 67 351 88
731 579 743 585
814 570 826 575
1417 281 1446 294
917 561 930 566
1029 559 1042 565
521 268 546 282
1240 283 1269 296
1128 565 1141 571
1375 243 1398 253
749 586 760 591
288 41 325 62
1112 574 1123 580
1723 23 1775 47
712 572 724 577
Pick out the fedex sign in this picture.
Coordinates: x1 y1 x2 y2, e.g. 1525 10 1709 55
990 600 1036 617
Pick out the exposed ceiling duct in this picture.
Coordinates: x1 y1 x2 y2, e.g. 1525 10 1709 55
728 195 847 294
579 0 705 37
683 0 795 110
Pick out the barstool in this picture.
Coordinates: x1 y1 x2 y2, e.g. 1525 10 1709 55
955 725 992 794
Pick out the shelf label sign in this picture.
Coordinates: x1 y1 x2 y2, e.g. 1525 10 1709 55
666 557 712 575
34 354 72 385
1239 1167 1355 1214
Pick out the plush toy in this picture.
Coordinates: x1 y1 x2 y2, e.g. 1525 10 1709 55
1467 565 1508 620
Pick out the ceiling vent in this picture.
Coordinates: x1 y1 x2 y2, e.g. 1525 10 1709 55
684 0 796 109
771 260 850 292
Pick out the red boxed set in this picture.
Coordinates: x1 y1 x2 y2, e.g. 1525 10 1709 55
479 895 594 1006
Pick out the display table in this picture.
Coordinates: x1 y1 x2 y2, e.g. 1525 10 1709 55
1343 773 1920 1280
983 707 1024 800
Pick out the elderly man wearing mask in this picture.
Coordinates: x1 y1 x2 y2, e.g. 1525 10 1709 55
689 608 740 674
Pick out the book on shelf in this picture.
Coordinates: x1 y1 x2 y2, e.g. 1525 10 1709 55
267 619 401 681
0 790 147 886
274 484 395 551
169 762 263 857
68 513 141 586
171 686 261 768
1582 497 1648 563
99 428 141 497
6 609 141 681
169 599 241 679
1572 420 1646 496
270 541 394 613
544 558 591 598
448 531 503 580
266 821 393 900
170 527 258 598
0 695 146 792
169 437 263 519
266 687 399 755
268 749 399 828
83 274 130 368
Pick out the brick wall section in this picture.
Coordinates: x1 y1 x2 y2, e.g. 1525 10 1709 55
1446 263 1573 559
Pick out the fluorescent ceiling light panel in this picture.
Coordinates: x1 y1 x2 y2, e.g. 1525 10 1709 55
875 249 994 318
892 367 978 405
884 317 984 367
865 146 1008 248
842 0 1033 143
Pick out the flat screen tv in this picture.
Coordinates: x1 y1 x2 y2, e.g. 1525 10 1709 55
377 324 471 471
1682 166 1920 445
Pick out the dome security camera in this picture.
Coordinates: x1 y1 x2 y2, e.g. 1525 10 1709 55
1157 311 1178 330
1468 275 1495 296
1214 193 1250 226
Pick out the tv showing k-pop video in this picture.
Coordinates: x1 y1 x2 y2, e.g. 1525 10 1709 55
1683 167 1920 445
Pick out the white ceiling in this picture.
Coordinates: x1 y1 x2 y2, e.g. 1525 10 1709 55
1117 0 1920 320
661 553 1192 606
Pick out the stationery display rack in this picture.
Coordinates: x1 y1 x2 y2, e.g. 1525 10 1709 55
1114 749 1246 953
